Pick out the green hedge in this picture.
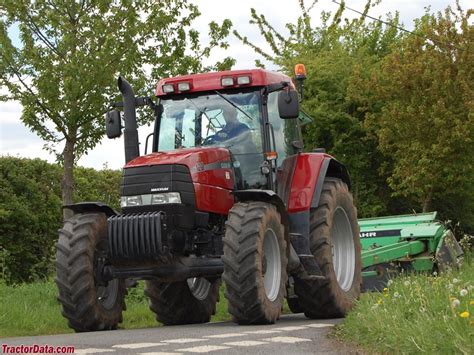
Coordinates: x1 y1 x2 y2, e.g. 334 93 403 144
0 157 121 284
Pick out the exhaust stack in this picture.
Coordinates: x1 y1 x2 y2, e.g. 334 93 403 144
118 76 140 163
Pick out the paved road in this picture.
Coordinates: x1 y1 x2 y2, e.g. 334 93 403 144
1 315 357 354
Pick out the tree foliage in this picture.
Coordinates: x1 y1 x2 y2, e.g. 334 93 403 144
235 0 403 217
236 0 473 231
360 5 474 224
0 0 233 215
0 157 121 284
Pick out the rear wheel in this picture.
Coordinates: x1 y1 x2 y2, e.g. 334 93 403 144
145 277 220 325
223 202 288 324
55 213 127 332
294 178 361 318
287 297 303 314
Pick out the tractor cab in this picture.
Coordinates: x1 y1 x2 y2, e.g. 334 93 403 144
104 69 305 224
150 72 303 191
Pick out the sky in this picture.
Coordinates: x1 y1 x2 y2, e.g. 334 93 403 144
0 0 469 170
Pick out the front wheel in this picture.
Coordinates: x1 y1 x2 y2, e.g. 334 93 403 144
223 202 288 324
294 178 361 318
55 213 127 332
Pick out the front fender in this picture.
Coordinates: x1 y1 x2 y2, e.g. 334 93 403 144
63 202 117 217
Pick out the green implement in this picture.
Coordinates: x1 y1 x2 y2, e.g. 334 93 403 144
359 212 463 291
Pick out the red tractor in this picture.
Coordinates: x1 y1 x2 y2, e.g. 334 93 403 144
55 66 361 331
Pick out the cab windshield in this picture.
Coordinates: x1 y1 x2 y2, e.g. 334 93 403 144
156 90 262 154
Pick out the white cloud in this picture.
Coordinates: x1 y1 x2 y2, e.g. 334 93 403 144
0 0 469 170
77 124 155 170
0 100 23 124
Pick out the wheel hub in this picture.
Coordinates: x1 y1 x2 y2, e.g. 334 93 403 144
263 228 281 302
96 279 119 310
187 277 211 301
331 207 356 291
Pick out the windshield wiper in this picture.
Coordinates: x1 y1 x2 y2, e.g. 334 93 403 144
214 90 255 122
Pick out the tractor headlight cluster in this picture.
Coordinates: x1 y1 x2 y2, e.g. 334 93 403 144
121 195 142 207
120 192 181 208
151 192 181 204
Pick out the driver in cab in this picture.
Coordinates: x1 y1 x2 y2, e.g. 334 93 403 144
214 106 249 142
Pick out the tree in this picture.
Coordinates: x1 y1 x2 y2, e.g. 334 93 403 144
362 4 473 225
0 0 233 218
235 0 403 217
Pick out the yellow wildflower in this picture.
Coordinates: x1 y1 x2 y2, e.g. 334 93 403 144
383 287 388 293
460 311 469 318
377 299 382 305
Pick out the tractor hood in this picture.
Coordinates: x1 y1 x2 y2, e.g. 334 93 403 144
124 147 234 190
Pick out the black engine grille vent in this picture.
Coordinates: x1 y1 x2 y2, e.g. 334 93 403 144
108 212 164 261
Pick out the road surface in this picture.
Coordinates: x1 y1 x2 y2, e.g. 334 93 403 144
1 314 359 354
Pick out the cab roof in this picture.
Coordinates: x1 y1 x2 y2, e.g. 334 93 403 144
155 69 293 97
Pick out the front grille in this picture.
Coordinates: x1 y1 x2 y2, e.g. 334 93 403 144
121 164 195 206
108 212 164 261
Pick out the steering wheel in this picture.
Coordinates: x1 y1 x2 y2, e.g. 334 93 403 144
202 135 217 145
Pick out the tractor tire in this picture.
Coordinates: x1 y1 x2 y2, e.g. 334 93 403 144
145 278 220 325
55 213 127 332
294 178 361 318
223 202 288 324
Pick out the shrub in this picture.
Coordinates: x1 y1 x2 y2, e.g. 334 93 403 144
0 157 62 284
0 157 121 284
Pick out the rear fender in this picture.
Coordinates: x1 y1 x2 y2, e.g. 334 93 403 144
63 202 117 217
287 153 351 212
311 158 351 208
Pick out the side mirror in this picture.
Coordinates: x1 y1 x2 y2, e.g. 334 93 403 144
105 110 122 138
278 90 299 119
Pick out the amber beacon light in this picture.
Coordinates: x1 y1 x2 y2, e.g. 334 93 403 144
294 64 306 100
294 63 307 80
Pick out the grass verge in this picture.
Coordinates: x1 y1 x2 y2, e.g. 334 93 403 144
0 280 236 338
334 260 474 354
0 278 294 338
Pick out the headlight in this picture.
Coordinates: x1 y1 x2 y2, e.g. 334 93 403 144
151 192 181 205
121 195 142 207
121 193 181 207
